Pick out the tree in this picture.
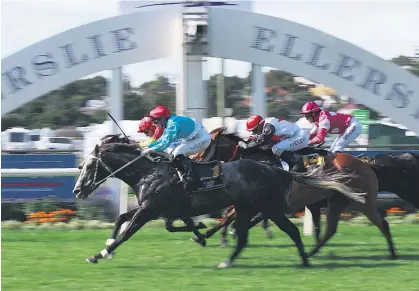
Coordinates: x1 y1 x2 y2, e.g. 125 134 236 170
232 103 250 118
268 102 292 120
391 55 412 66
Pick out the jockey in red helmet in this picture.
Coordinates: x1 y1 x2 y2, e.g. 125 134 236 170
240 114 309 172
142 105 211 183
301 101 362 153
137 116 164 148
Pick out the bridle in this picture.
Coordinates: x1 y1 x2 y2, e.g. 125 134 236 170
82 150 169 190
84 152 115 191
228 144 240 162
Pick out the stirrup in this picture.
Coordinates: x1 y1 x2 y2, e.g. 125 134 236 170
177 170 187 183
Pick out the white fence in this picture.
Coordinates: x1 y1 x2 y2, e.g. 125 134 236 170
1 168 80 177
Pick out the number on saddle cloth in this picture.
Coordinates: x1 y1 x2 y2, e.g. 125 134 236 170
302 154 325 170
186 160 226 193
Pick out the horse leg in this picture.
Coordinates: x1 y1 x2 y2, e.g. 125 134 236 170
220 223 229 248
249 214 264 228
182 217 207 247
210 214 235 247
189 210 236 247
357 204 397 259
105 208 138 257
262 216 274 239
165 217 207 233
217 206 254 268
267 209 310 267
249 212 273 239
309 195 349 257
86 205 157 264
306 203 322 244
229 220 237 238
109 208 137 240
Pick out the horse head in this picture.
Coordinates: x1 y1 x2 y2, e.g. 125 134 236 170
73 139 168 199
196 127 274 162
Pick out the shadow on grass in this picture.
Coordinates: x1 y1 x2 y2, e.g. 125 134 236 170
117 265 180 270
203 242 378 249
116 258 403 270
311 253 419 261
188 261 402 270
367 247 418 253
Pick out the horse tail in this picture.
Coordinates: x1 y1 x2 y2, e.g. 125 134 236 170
291 166 367 203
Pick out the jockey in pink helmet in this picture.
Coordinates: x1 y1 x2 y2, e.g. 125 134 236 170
301 101 362 153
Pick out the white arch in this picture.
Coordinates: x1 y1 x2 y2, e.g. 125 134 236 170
1 8 182 115
207 8 419 134
2 7 419 134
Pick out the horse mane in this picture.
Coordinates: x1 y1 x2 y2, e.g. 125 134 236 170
388 152 419 169
210 127 246 143
212 128 274 157
209 127 227 139
100 134 128 145
99 140 173 162
100 142 139 154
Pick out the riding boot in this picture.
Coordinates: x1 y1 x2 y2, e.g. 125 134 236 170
281 151 306 172
290 152 307 173
279 151 294 171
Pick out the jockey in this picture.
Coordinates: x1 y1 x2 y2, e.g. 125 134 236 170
239 115 309 172
141 105 211 183
137 116 164 148
301 101 362 153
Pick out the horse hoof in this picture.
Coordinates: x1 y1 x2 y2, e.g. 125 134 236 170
265 232 274 239
196 222 207 229
220 240 228 248
107 252 116 259
86 257 98 264
217 260 232 269
389 254 398 260
307 250 317 258
190 236 206 247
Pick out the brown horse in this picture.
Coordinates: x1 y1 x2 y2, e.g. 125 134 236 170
192 128 397 258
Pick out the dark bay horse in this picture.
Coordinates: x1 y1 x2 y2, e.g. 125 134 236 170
73 138 364 268
308 152 419 242
193 128 397 258
370 152 419 207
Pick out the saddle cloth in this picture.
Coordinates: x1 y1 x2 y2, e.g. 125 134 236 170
186 160 225 193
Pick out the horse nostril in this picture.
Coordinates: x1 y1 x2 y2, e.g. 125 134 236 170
73 189 81 195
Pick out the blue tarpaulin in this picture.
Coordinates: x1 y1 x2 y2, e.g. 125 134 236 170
1 154 77 200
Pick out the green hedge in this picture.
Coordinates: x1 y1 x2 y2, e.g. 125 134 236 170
2 214 418 231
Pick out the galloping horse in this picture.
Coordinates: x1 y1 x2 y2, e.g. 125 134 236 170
192 128 397 258
308 152 419 242
73 136 364 268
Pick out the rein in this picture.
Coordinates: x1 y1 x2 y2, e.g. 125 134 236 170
228 144 240 162
89 151 168 188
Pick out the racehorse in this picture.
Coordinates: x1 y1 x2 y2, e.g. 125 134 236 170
308 152 419 242
73 136 365 268
191 128 398 259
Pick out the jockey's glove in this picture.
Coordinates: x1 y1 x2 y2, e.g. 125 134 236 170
238 141 248 149
141 148 153 156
